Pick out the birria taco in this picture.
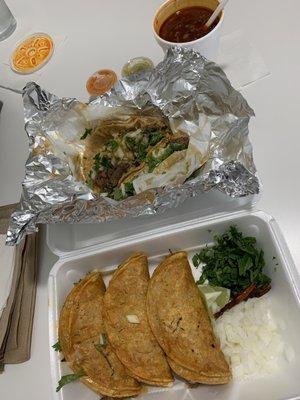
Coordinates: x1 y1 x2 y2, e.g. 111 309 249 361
76 114 193 200
147 252 231 384
58 272 142 398
103 253 173 387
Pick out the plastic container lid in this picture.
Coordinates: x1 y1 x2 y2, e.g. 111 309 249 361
121 56 154 78
10 33 54 74
86 69 117 96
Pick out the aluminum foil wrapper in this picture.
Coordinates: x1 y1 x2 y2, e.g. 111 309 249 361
7 47 259 245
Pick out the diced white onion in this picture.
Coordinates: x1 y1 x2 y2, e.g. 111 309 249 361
214 296 291 380
120 183 126 196
126 314 140 324
126 129 142 139
152 147 165 158
115 147 124 159
99 333 106 346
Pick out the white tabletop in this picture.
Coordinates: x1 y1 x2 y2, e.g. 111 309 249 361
1 0 300 398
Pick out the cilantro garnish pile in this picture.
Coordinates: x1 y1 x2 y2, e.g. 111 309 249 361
193 226 271 297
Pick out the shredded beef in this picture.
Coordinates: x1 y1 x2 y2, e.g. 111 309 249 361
172 136 189 148
110 162 132 186
94 162 133 192
94 171 111 192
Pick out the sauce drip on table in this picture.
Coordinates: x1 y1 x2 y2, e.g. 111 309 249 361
159 6 219 43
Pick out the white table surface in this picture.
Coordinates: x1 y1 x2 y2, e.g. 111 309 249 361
0 0 300 398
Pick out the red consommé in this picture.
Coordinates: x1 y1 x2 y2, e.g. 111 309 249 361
159 6 220 43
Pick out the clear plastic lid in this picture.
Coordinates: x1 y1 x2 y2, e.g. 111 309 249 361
10 33 54 74
47 190 258 256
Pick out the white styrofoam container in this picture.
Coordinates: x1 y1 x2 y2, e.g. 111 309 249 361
47 190 258 256
48 208 300 400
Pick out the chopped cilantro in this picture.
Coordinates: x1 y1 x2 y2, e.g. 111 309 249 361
95 343 105 354
95 333 108 355
170 141 187 152
100 155 112 170
146 155 159 172
52 341 61 352
94 334 114 372
146 141 187 172
162 145 174 160
80 128 92 140
99 333 108 347
136 142 148 161
125 136 136 150
124 135 151 161
73 278 82 286
148 131 164 146
93 153 101 172
112 182 135 200
192 253 201 268
193 226 271 297
56 369 86 392
86 170 94 189
124 182 135 196
106 139 119 151
124 130 167 162
93 154 112 172
113 188 125 201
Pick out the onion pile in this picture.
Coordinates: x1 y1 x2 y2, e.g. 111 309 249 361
214 296 294 379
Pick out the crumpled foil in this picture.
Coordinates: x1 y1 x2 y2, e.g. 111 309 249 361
7 47 259 245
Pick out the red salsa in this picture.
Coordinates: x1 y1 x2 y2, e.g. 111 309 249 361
159 6 219 43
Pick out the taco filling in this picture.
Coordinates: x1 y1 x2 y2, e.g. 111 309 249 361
80 116 189 200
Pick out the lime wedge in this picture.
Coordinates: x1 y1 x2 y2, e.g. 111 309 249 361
198 284 230 312
215 286 231 308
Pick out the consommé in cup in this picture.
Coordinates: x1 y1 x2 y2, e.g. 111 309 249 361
153 0 224 61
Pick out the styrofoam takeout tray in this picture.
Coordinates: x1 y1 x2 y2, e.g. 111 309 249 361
48 209 300 400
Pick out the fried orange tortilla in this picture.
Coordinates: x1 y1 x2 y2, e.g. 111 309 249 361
103 253 173 387
147 252 231 384
58 272 142 398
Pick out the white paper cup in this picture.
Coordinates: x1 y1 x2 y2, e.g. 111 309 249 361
153 0 224 61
